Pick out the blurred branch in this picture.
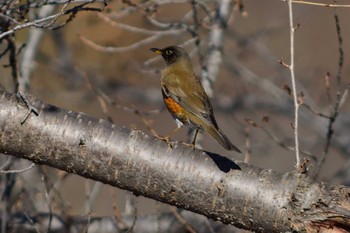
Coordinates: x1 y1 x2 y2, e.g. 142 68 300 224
0 162 35 174
0 4 101 40
79 33 163 53
98 13 187 35
6 36 20 92
201 0 234 97
39 168 54 233
169 207 196 233
6 210 238 233
0 0 106 93
80 1 194 53
245 118 316 161
314 5 345 179
228 28 317 107
223 55 350 163
19 5 57 92
301 102 330 119
1 90 350 232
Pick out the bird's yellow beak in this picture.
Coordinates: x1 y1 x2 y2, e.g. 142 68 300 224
150 48 162 54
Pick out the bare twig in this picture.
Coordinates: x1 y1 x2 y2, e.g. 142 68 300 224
29 0 106 7
40 169 53 233
339 83 350 108
201 0 233 97
111 189 127 230
245 118 316 160
79 33 162 53
0 1 105 40
98 13 186 35
82 181 101 233
19 5 57 92
170 207 197 233
0 162 35 174
286 0 301 169
314 3 345 179
81 67 162 121
301 102 330 119
17 92 39 125
7 37 20 92
24 212 41 233
125 194 138 233
280 0 350 8
0 10 62 39
84 182 102 214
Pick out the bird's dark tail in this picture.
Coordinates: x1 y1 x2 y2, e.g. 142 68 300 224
207 126 241 153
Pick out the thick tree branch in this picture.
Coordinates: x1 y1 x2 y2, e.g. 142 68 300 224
0 90 349 232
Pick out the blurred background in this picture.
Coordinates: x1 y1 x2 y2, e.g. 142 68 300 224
0 0 349 232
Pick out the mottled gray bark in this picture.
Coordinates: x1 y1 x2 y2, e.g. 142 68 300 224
0 90 349 233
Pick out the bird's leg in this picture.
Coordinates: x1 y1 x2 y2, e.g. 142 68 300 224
181 128 199 149
191 128 199 148
153 126 184 150
154 127 181 143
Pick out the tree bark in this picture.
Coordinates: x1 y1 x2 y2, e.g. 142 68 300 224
0 90 349 233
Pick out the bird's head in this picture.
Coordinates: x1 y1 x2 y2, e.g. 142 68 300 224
150 46 190 66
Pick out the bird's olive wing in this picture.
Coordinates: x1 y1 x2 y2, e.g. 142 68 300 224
161 73 218 128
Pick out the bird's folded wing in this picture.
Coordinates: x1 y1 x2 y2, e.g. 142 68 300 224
161 73 217 128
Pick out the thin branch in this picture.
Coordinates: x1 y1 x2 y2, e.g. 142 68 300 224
170 207 197 233
339 83 350 108
125 195 138 233
280 0 350 8
7 37 20 92
0 10 63 40
201 0 234 97
27 0 106 7
314 3 345 179
40 169 53 233
97 13 186 35
334 4 344 101
245 118 316 160
17 92 39 125
301 102 330 119
0 1 104 40
23 212 41 233
19 5 57 92
287 0 301 169
79 33 162 53
0 162 35 174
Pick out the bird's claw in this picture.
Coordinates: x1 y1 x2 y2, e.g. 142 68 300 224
154 135 174 149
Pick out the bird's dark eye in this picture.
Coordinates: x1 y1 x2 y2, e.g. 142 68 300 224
165 50 173 55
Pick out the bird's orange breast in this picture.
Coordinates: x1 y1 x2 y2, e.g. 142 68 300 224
164 97 185 116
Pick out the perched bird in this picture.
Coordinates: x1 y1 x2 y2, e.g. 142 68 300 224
150 46 241 152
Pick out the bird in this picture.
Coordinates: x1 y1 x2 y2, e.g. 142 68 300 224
150 46 241 152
